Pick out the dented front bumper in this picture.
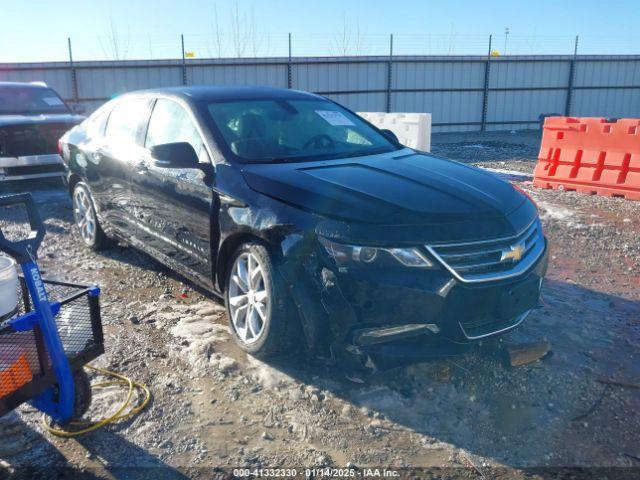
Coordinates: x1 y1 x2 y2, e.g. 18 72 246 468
281 234 548 363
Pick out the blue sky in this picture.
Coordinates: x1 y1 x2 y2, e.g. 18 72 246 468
3 0 639 62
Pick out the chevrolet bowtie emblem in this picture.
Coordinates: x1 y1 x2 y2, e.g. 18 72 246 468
500 242 525 263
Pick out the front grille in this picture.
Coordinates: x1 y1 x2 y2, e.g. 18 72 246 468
0 124 72 157
426 219 545 283
4 164 65 176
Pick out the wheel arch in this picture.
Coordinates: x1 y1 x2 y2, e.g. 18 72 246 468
68 173 82 196
215 232 274 292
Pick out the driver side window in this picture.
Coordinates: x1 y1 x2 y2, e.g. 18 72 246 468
145 99 208 163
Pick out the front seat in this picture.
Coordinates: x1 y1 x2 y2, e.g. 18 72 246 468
231 113 274 158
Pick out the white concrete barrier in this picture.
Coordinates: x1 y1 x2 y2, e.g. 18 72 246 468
358 112 432 152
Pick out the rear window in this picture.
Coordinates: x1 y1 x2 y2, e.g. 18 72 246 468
0 86 70 114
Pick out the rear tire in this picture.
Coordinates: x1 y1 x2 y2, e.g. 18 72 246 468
225 243 298 358
72 182 110 251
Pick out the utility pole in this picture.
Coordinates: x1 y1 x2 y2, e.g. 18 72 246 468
481 35 492 132
287 33 292 89
181 34 187 85
386 34 394 113
565 35 579 116
504 27 510 55
67 37 79 105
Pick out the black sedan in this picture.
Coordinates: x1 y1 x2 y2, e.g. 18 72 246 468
60 86 547 365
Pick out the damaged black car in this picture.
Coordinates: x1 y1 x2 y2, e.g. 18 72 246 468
59 86 548 366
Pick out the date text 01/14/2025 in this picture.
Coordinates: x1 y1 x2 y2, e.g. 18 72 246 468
232 468 401 477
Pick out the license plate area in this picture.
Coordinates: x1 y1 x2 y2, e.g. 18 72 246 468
498 277 540 320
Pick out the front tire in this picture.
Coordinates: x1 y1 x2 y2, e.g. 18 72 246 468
225 243 297 358
72 182 109 251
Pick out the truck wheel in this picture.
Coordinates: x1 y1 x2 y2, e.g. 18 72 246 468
53 368 93 424
72 182 110 251
225 243 297 358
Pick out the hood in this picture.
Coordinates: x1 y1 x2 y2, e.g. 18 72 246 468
241 149 526 226
0 113 84 128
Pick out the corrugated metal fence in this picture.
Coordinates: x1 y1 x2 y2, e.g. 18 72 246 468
1 53 639 132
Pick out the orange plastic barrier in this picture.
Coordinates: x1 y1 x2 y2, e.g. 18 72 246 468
0 354 33 398
533 117 640 201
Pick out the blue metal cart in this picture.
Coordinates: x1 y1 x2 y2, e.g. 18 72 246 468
0 193 104 423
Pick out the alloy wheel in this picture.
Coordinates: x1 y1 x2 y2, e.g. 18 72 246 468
228 252 269 345
73 188 97 245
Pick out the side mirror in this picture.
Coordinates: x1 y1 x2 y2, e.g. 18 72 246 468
71 103 86 114
380 128 399 144
150 142 200 169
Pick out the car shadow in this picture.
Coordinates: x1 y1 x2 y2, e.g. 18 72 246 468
0 412 191 479
73 430 192 479
257 278 639 470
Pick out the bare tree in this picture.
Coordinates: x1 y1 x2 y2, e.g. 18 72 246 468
447 23 456 55
230 1 249 57
248 6 269 57
207 2 270 58
99 18 130 60
208 3 224 58
331 14 366 56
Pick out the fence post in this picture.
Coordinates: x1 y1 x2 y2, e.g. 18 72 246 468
386 34 394 113
287 33 292 89
67 37 79 104
480 35 492 132
565 35 579 116
181 34 187 85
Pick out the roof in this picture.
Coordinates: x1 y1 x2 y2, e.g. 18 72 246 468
131 85 321 102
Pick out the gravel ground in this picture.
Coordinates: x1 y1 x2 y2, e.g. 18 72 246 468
0 131 639 479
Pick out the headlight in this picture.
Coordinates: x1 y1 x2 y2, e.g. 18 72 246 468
318 237 435 269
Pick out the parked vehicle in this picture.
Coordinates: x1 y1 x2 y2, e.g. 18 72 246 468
59 86 547 365
0 82 84 182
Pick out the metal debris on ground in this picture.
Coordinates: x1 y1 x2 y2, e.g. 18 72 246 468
504 339 551 367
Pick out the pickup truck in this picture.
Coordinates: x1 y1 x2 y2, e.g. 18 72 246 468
0 82 84 182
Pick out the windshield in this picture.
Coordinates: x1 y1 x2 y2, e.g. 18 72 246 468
0 86 70 114
206 98 398 163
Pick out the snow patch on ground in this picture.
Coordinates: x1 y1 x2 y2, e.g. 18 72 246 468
157 300 235 376
169 315 230 375
82 385 126 422
480 167 533 180
246 356 294 389
537 201 584 228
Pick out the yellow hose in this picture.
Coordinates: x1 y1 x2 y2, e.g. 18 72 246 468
42 365 151 437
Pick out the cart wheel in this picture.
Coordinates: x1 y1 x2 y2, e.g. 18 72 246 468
71 369 92 421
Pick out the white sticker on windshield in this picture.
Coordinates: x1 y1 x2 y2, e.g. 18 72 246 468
43 97 64 106
315 110 355 126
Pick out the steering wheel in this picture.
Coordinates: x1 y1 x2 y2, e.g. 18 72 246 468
303 134 336 151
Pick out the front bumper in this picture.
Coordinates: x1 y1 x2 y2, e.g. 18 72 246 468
295 239 548 362
336 245 546 340
0 154 65 181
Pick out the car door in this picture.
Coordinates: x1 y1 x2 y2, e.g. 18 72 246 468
87 97 152 236
130 97 215 287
